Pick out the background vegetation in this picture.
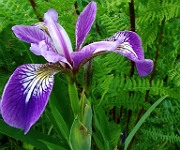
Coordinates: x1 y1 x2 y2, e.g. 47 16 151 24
0 0 180 149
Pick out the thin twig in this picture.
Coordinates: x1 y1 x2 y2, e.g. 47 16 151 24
28 0 43 21
126 1 136 149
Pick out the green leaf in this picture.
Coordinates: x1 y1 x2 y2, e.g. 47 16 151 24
0 120 63 150
69 117 91 150
81 103 92 134
51 76 74 124
47 76 74 148
93 106 111 149
40 140 67 150
92 132 105 150
46 106 69 141
124 95 168 150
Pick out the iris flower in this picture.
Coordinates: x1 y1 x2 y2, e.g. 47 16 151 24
0 1 153 134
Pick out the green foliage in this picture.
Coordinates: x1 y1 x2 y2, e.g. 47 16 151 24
0 0 37 30
0 0 180 150
97 0 130 36
124 95 168 150
0 120 65 150
169 62 180 87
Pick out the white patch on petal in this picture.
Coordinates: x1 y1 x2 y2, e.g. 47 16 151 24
104 31 139 59
118 42 138 58
19 64 55 104
104 32 126 42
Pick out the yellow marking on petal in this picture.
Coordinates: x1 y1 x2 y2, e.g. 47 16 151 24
34 22 50 36
24 64 59 104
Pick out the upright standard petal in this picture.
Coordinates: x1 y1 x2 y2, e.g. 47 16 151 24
44 9 73 62
1 64 59 133
76 1 97 51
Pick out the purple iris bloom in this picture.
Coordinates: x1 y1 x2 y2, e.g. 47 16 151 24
0 1 153 134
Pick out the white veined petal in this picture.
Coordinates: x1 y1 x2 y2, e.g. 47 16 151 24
118 42 138 58
0 63 59 133
19 64 55 103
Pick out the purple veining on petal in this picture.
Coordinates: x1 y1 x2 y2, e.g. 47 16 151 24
11 3 153 77
122 31 144 60
105 31 144 60
104 31 154 76
12 25 71 66
30 41 72 68
12 25 52 45
1 64 56 133
71 39 123 70
135 59 154 76
76 1 97 51
44 9 73 63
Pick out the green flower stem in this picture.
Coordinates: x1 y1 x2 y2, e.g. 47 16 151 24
83 60 93 98
80 92 85 121
68 80 80 117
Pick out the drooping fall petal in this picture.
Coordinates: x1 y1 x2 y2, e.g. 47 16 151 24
0 64 58 134
102 31 153 76
72 30 153 76
135 60 154 76
104 31 144 60
76 1 97 51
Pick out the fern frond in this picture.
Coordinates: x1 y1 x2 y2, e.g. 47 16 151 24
137 22 159 51
138 0 180 24
99 13 130 36
98 0 127 13
110 76 165 94
105 91 145 111
0 0 37 27
142 128 180 143
108 122 121 148
168 62 180 87
0 17 10 32
148 113 180 125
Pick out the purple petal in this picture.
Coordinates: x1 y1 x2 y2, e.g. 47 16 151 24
105 31 144 60
135 59 154 76
44 9 73 62
104 31 154 76
12 25 71 66
76 2 97 51
30 41 72 68
0 64 57 133
12 25 60 62
12 25 52 45
71 40 123 70
40 48 70 66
